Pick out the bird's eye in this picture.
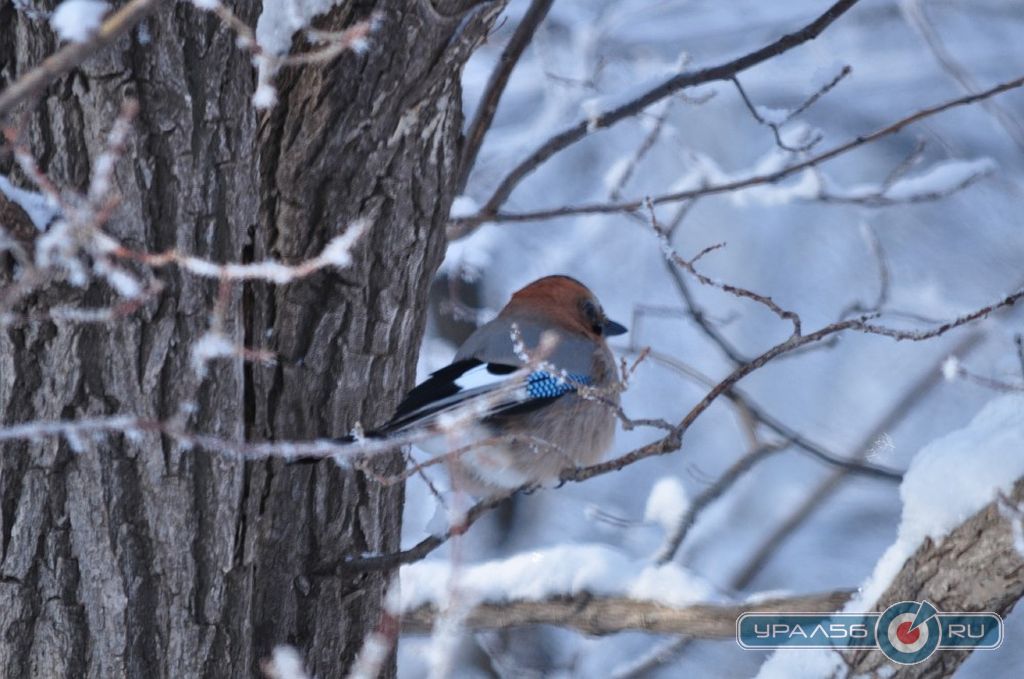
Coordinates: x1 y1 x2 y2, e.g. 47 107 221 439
581 299 603 334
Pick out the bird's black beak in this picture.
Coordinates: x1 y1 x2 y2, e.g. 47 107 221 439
603 318 628 336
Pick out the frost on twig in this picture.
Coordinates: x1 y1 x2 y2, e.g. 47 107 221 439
732 64 852 152
187 1 381 109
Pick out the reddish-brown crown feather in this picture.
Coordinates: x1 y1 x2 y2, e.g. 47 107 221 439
501 275 601 337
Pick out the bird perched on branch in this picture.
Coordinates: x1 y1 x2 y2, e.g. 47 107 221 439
320 275 627 494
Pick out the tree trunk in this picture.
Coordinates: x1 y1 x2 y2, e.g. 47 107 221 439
0 1 498 676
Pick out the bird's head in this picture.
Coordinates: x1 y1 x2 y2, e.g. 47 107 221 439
504 275 628 340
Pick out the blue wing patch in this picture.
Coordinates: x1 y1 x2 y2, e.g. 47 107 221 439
525 370 591 399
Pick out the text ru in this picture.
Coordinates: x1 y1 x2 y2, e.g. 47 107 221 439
946 623 988 639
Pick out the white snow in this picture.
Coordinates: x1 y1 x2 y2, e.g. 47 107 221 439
754 104 790 125
858 394 1024 607
941 355 961 381
319 219 367 267
249 82 278 111
255 0 345 56
448 195 479 219
400 543 717 611
191 332 234 375
883 158 996 201
50 0 109 43
263 646 311 679
0 175 60 229
644 476 689 533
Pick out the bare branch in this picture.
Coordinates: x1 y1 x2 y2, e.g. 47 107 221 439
647 201 802 336
338 490 520 572
654 443 786 564
457 0 555 192
564 287 1023 485
402 590 853 637
730 330 986 589
448 0 864 237
731 65 853 153
465 73 1024 225
633 347 901 483
1017 334 1024 380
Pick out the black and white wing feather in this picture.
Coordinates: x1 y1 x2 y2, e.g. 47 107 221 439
379 359 590 435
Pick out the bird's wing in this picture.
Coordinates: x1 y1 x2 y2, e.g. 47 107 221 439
380 359 591 435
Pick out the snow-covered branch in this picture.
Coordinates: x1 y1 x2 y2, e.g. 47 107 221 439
403 590 852 637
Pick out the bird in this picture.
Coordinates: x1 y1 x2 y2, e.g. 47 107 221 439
325 275 627 494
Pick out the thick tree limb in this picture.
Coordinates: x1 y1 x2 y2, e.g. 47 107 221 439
402 590 853 636
844 476 1024 677
0 0 160 117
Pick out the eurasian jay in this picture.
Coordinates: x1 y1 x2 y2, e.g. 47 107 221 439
329 275 626 493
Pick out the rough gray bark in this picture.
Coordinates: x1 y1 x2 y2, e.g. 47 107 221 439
0 1 501 677
845 476 1024 678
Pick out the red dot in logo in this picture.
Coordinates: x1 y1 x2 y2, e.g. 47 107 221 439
896 621 921 645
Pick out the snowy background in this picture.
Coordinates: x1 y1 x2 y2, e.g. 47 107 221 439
399 0 1024 676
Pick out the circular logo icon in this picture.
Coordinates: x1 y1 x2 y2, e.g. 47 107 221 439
876 601 941 664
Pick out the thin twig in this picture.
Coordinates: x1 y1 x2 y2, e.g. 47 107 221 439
901 0 1024 153
647 200 802 337
464 73 1024 225
654 443 787 564
448 0 864 237
732 67 855 153
457 0 555 192
608 101 675 201
729 329 986 589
